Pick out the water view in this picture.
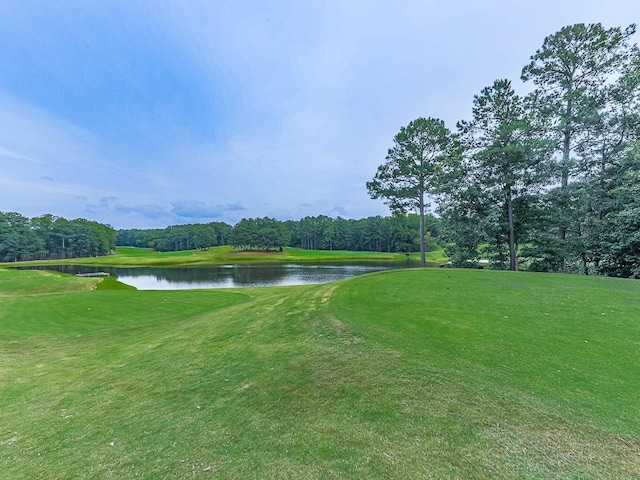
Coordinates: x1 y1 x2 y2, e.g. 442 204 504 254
26 262 417 290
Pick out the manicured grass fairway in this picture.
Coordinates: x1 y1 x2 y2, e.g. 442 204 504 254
1 267 638 478
0 245 447 268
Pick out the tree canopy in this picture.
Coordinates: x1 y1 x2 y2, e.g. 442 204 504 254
368 22 640 277
0 212 115 262
367 117 455 266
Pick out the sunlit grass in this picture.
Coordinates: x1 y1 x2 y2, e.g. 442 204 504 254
1 245 430 268
1 267 638 478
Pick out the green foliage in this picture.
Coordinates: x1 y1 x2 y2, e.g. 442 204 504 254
287 213 440 253
229 217 290 250
0 212 115 262
434 22 640 276
116 215 441 256
597 152 640 277
521 22 636 181
367 117 453 213
517 23 638 271
443 79 554 271
367 117 456 265
118 222 232 251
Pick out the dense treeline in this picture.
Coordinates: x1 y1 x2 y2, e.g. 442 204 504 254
448 23 640 278
229 217 290 251
369 23 640 278
286 214 440 253
116 222 231 251
117 214 441 254
0 212 116 262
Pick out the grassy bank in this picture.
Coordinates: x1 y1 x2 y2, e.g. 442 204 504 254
0 245 447 268
1 267 638 478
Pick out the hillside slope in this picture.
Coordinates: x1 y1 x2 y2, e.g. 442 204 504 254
1 268 638 478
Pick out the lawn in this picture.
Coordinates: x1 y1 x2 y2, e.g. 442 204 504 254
0 245 447 268
1 267 638 478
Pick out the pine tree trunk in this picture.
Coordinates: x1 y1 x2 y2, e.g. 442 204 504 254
507 190 518 271
419 191 426 267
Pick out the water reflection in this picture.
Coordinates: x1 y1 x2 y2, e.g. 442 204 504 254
21 262 417 290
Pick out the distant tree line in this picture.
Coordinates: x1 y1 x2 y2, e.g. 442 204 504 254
116 222 232 252
369 23 640 278
117 214 441 254
0 212 116 262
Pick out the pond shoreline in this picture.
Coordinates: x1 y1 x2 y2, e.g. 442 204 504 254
15 262 421 290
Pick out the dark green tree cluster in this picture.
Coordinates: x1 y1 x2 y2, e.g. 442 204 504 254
517 23 640 276
117 222 232 251
370 23 640 278
228 217 290 250
286 214 440 253
0 212 116 262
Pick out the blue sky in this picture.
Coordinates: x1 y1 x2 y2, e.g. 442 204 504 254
1 0 638 229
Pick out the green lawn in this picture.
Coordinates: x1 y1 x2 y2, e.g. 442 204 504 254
1 267 638 478
0 245 447 268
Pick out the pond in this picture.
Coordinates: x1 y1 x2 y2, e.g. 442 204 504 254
24 262 419 290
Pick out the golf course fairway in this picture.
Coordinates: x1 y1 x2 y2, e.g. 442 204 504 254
1 267 638 478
